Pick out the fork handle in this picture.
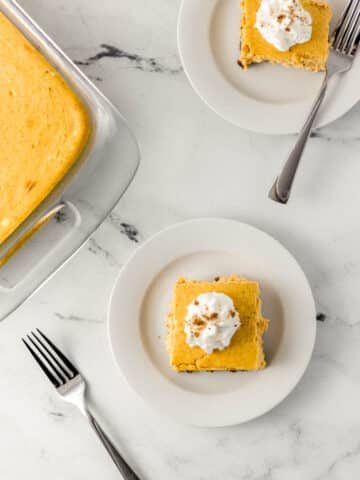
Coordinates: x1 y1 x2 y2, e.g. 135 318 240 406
269 71 329 204
86 411 141 479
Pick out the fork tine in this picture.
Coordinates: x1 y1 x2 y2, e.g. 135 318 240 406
22 338 61 388
333 0 354 48
27 334 68 384
31 331 74 380
339 2 360 53
36 328 79 377
333 0 359 50
347 9 360 54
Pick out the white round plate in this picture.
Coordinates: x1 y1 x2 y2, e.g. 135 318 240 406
108 218 316 427
178 0 359 134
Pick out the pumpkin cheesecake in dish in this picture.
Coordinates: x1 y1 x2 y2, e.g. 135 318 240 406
239 0 332 71
0 13 90 245
167 275 269 372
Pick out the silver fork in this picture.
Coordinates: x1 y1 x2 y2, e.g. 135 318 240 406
22 329 141 480
269 0 360 204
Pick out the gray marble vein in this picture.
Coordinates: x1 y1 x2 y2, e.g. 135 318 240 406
54 312 103 324
317 442 360 480
87 237 120 267
310 131 360 142
48 411 65 418
75 44 183 74
107 212 142 243
86 74 103 82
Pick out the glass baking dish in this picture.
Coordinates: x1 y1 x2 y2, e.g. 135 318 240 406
0 0 140 321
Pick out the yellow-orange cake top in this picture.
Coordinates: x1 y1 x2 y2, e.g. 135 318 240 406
0 13 90 244
167 275 269 372
239 0 332 71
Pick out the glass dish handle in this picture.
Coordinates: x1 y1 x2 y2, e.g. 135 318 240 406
0 203 66 268
0 199 83 321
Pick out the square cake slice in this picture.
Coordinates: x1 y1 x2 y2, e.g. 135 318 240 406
239 0 332 71
167 275 269 372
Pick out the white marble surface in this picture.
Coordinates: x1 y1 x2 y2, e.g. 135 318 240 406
2 0 360 478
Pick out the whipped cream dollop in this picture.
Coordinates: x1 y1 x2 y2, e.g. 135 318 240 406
255 0 312 52
185 293 241 354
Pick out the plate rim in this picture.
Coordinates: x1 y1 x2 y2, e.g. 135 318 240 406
177 0 360 135
107 218 316 427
